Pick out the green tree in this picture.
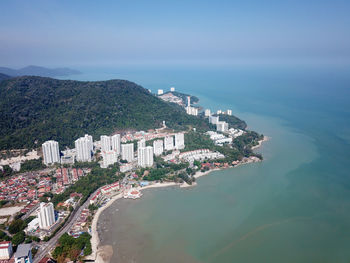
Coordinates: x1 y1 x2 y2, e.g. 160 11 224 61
12 231 25 246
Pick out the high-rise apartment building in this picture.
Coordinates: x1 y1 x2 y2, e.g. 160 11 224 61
100 135 112 152
153 140 164 156
137 139 146 150
75 134 93 162
37 202 56 229
174 133 185 150
42 140 60 165
138 146 154 168
164 136 174 151
205 109 211 117
121 143 134 162
111 134 121 155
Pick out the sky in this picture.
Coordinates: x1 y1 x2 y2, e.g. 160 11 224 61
1 0 350 67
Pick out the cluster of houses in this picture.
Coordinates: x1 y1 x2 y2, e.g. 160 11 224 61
54 168 87 194
0 172 52 203
0 168 88 204
69 208 90 238
90 182 120 205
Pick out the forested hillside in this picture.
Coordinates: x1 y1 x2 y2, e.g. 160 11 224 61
0 76 212 149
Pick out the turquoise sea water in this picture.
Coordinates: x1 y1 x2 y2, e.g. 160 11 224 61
68 64 350 262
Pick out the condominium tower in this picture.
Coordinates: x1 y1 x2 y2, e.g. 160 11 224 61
121 143 134 162
75 134 93 162
42 140 60 165
37 202 56 229
138 146 154 168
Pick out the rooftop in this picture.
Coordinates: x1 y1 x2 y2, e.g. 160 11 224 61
15 244 31 258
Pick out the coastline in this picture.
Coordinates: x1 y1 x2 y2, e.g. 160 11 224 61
251 135 269 150
89 136 268 262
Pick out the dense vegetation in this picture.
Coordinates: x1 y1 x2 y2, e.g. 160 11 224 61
52 232 92 262
0 76 212 150
20 158 45 172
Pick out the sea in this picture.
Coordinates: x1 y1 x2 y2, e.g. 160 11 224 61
65 63 350 263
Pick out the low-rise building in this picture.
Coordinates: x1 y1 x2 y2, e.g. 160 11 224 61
14 244 32 263
0 241 13 260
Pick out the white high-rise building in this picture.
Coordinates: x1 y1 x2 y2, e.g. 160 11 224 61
170 87 175 92
226 109 232 115
102 151 118 168
111 134 121 155
157 89 164 95
186 106 198 116
174 133 185 150
164 136 174 151
37 202 56 229
216 121 229 132
100 135 112 152
138 146 154 168
137 139 146 150
42 140 60 165
187 96 191 106
153 140 164 156
121 143 134 162
205 109 211 117
75 135 93 162
209 116 220 125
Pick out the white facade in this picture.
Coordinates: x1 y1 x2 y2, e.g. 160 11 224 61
204 109 211 117
138 146 154 168
75 135 93 162
186 106 198 116
101 134 120 155
170 87 175 92
102 151 118 168
187 96 191 106
174 133 185 150
217 110 222 115
164 136 174 151
42 140 60 165
0 241 13 260
100 135 112 152
157 89 164 95
137 139 146 150
209 115 219 125
216 121 229 132
37 202 56 229
121 143 134 162
153 140 164 156
226 109 232 115
111 134 121 155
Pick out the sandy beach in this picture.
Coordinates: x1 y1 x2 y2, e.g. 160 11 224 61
90 182 179 263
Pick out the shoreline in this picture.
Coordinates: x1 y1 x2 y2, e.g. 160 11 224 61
251 135 269 150
89 136 268 262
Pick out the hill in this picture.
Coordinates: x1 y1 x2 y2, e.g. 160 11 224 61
0 73 11 82
0 65 81 77
0 76 214 150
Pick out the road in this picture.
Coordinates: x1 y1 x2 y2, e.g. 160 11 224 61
33 189 100 263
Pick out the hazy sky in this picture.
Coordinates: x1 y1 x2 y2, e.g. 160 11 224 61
1 0 350 67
